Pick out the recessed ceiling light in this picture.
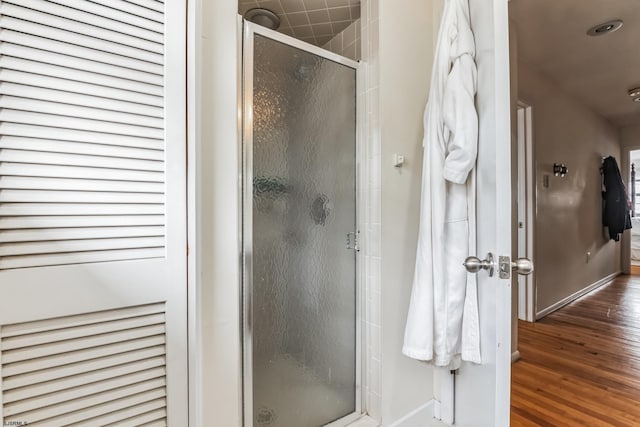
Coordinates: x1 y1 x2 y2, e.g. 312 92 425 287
587 19 623 36
634 97 640 103
629 88 640 97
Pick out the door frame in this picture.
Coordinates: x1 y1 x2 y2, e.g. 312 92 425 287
443 0 513 425
516 101 535 322
186 3 244 427
622 146 640 275
240 21 363 427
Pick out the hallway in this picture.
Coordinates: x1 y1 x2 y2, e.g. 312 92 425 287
511 275 640 425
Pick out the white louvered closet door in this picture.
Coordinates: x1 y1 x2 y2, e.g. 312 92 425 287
0 1 188 426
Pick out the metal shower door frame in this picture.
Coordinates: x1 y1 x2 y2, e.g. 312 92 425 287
241 20 362 427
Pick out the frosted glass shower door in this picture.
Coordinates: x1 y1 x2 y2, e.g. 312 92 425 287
243 23 359 427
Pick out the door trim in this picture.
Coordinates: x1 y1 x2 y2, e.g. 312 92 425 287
622 147 640 275
241 21 362 427
516 101 535 322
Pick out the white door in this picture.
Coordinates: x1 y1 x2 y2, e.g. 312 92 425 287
0 1 188 426
453 0 513 425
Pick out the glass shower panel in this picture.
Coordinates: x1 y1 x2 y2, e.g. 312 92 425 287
250 33 357 427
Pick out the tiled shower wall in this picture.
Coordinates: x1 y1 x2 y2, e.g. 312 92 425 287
323 19 361 61
358 0 381 421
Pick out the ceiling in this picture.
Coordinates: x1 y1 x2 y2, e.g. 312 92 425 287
239 0 360 46
510 0 640 128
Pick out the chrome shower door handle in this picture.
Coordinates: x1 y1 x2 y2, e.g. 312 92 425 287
463 253 495 277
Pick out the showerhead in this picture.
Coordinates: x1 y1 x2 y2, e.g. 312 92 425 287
244 8 281 30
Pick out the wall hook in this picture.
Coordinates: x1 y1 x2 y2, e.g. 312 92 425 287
553 163 568 177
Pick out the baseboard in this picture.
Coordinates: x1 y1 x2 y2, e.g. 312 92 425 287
346 415 379 427
387 400 437 427
511 350 521 363
536 271 620 319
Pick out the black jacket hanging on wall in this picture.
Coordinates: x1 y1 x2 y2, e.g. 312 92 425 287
602 156 632 241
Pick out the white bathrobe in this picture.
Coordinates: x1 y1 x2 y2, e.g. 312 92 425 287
402 0 480 369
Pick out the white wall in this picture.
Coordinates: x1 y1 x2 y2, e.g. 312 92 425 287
189 1 242 426
622 125 640 148
378 0 442 423
324 19 361 61
517 61 622 317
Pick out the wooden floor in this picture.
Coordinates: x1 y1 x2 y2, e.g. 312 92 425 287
511 275 640 426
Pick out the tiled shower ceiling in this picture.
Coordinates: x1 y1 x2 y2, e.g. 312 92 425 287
239 0 361 46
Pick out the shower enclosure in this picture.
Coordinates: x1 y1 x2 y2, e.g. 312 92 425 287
242 22 359 427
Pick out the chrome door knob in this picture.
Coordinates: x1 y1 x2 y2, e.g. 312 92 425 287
511 258 533 275
463 253 495 277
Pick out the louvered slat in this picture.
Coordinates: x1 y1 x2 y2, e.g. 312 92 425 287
3 335 165 377
16 0 163 33
1 305 168 426
0 150 163 171
0 237 165 256
0 137 164 161
14 387 166 425
0 31 163 75
101 407 167 427
0 216 164 229
0 123 163 149
124 0 165 14
0 69 162 108
0 204 164 216
0 190 164 204
138 419 167 427
0 178 163 193
1 0 167 273
0 57 163 95
0 164 164 183
76 402 167 427
0 111 164 139
5 304 166 335
0 226 165 243
3 347 166 389
89 0 164 23
3 325 166 362
2 313 165 349
5 372 166 416
0 95 163 127
0 248 165 269
0 83 164 116
2 95 161 129
1 4 163 54
0 44 163 86
4 0 163 43
0 16 163 64
1 303 165 338
22 397 167 427
4 357 166 401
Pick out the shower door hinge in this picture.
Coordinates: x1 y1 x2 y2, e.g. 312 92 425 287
346 231 360 252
